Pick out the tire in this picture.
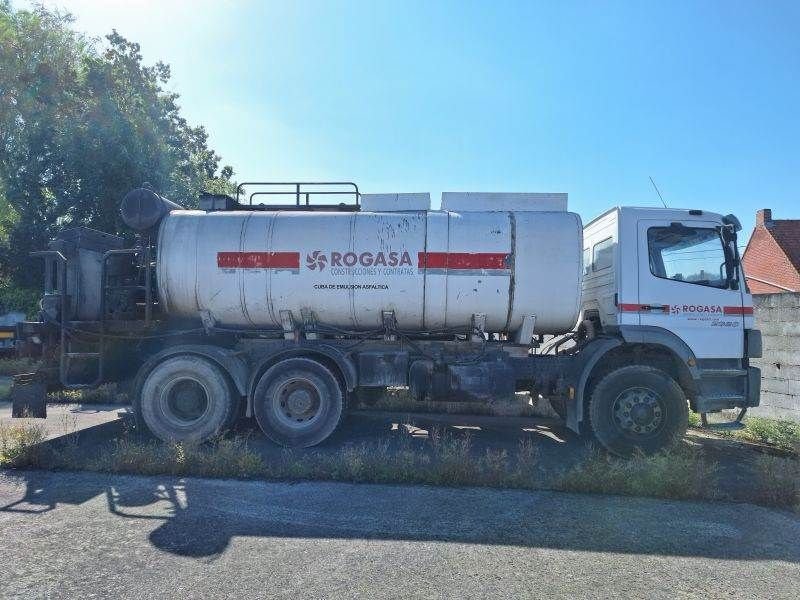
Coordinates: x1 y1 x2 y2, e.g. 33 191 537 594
138 355 236 443
589 365 688 456
253 357 345 448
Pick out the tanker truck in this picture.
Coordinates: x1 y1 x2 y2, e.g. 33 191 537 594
10 182 762 455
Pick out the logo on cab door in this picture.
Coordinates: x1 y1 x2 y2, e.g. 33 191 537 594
670 304 724 315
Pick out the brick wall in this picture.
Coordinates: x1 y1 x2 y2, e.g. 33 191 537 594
751 293 800 422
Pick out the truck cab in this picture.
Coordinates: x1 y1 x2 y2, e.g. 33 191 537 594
580 207 761 420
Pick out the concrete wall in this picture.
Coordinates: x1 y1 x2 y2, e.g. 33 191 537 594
751 293 800 422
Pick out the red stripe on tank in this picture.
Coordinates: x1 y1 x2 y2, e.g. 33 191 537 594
217 252 300 269
417 252 510 270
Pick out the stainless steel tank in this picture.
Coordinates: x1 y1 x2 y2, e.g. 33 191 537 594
156 200 583 334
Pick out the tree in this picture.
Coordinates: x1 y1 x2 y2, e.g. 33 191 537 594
0 1 234 294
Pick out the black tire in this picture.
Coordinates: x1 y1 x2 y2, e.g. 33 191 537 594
253 357 345 448
138 355 237 443
589 365 688 456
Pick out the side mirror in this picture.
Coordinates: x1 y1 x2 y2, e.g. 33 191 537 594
722 214 742 232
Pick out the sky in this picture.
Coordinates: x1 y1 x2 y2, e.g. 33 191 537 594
27 0 800 234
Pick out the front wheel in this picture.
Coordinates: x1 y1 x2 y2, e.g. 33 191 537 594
588 365 688 456
253 358 345 447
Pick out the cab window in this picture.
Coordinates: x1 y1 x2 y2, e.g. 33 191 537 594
647 226 729 288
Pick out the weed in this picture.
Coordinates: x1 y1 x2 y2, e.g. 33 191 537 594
48 383 125 405
734 417 800 453
554 443 718 501
0 422 47 468
752 454 800 510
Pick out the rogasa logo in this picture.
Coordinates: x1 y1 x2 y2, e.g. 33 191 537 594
306 251 328 271
305 250 412 270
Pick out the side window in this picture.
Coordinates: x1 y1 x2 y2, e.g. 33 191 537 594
592 237 613 271
583 248 591 275
647 226 728 288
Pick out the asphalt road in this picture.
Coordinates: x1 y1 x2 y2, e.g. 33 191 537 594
1 470 798 599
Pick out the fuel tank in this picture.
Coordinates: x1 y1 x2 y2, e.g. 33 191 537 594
156 196 583 334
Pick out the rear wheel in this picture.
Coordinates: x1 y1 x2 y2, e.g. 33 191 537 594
589 365 687 456
138 355 236 443
253 358 345 447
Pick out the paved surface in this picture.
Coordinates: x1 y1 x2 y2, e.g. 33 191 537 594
0 470 798 599
0 401 128 441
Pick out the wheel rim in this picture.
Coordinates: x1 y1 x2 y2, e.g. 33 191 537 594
160 378 211 427
612 386 665 436
272 378 323 430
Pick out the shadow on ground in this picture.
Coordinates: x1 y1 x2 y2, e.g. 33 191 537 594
2 408 797 564
2 467 799 564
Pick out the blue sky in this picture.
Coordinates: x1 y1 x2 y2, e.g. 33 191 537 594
33 0 800 234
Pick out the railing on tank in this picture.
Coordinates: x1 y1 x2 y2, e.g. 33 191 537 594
235 182 360 211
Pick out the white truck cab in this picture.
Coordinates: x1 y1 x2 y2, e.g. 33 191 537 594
580 206 761 424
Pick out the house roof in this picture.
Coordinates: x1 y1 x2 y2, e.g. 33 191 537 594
742 210 800 293
767 219 800 271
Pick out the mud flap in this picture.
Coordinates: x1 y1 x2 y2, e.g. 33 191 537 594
11 372 47 418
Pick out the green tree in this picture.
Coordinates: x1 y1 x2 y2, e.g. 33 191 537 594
0 1 234 296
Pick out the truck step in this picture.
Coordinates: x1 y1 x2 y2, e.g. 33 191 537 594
700 407 747 430
699 393 747 402
699 369 748 378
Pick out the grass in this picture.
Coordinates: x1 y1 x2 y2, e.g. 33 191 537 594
554 443 717 501
730 417 800 453
74 428 544 490
687 411 800 454
0 420 725 505
0 421 46 468
48 383 125 405
1 413 798 512
753 454 800 510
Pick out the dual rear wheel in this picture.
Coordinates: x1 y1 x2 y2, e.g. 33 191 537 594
137 355 345 447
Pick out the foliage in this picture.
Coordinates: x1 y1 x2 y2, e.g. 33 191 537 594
0 1 234 288
753 454 800 509
0 277 39 316
554 444 718 501
0 421 46 467
733 417 800 453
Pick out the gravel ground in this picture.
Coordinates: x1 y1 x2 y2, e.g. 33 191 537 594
1 469 799 599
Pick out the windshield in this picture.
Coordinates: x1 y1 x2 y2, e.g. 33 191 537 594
647 226 730 288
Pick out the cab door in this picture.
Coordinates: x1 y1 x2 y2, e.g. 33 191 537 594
637 219 744 359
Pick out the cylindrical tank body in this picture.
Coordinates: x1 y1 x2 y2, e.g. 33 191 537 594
157 209 583 334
